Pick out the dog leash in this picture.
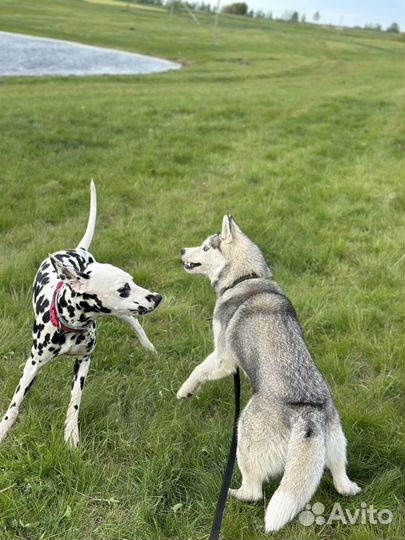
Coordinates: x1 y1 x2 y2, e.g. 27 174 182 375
208 368 241 540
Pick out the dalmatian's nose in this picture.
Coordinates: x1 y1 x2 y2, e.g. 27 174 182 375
146 293 162 306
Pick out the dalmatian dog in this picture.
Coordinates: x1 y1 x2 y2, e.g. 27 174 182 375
0 181 162 447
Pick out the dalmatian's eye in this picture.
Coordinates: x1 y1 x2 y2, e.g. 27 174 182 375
202 245 210 252
117 283 131 298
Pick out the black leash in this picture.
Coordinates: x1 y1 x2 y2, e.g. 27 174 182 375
208 368 241 540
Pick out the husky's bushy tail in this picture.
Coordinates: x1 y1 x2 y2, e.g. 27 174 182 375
265 413 326 532
77 180 97 250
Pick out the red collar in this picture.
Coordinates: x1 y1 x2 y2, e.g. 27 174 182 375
50 282 88 333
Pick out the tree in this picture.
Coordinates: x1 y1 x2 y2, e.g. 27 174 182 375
386 22 400 33
291 11 299 22
222 2 248 15
313 11 320 22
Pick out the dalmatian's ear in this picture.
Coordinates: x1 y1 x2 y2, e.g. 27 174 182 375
49 254 89 289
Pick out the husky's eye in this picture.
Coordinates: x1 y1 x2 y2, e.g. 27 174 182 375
117 283 131 298
202 245 210 252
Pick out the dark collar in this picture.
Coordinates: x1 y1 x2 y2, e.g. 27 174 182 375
219 273 259 296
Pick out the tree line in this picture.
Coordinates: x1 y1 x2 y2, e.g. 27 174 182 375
132 0 401 33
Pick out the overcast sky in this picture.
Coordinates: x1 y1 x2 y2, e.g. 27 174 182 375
210 0 404 29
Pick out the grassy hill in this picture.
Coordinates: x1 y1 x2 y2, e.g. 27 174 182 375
0 1 404 538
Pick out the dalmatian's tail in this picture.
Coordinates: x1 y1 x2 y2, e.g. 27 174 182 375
77 180 97 251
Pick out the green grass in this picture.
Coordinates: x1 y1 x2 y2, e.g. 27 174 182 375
0 1 404 538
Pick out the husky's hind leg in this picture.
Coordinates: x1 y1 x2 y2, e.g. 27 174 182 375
229 440 264 502
230 398 287 502
325 422 361 496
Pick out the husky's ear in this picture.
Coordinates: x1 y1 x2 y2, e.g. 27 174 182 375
221 215 232 242
221 215 240 243
49 255 89 290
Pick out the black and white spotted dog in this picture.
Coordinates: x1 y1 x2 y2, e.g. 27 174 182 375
0 181 162 447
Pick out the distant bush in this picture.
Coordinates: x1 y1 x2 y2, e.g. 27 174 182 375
222 2 248 15
281 10 299 22
364 23 382 31
386 22 400 33
137 0 163 5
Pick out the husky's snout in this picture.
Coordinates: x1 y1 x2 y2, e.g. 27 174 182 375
181 248 202 271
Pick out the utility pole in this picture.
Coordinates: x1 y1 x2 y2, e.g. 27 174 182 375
212 0 221 47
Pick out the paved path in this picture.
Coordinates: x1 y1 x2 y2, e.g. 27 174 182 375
0 31 181 76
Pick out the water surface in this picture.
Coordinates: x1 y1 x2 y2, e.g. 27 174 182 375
0 31 181 76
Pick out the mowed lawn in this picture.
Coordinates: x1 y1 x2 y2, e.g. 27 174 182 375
0 1 404 539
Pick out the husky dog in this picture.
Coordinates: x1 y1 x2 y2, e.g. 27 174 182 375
0 181 161 447
177 215 361 532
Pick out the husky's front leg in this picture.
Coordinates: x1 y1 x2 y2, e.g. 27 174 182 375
177 351 235 399
118 315 156 353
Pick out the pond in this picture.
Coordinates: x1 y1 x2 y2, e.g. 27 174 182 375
0 31 181 77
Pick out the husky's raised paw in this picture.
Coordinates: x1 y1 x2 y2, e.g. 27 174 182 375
229 487 263 502
176 386 195 399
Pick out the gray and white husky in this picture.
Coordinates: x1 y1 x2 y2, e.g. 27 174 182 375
177 215 361 532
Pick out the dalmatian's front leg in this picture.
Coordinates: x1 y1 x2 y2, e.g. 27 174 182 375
118 315 156 353
64 355 91 448
0 347 52 443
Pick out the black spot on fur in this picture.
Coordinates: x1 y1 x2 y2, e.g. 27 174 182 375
118 283 131 298
36 295 49 315
11 402 16 408
79 301 93 313
42 311 50 324
74 405 78 410
80 376 85 390
287 401 324 409
36 323 45 336
54 251 93 274
73 360 81 380
51 333 66 345
81 293 111 314
305 427 313 438
24 377 36 396
5 416 8 421
32 360 36 365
